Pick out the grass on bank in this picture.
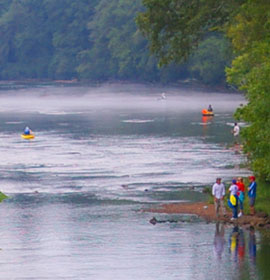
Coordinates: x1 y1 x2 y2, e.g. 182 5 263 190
254 179 270 215
0 191 8 202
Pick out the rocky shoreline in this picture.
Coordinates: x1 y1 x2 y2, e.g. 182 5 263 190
144 202 270 229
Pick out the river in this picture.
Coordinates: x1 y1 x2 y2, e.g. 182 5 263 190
0 82 269 279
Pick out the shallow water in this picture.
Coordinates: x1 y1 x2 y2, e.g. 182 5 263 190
0 83 268 279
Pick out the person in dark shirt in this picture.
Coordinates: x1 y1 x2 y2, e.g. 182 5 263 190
208 104 213 112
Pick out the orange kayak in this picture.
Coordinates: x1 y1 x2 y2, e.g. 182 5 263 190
202 109 214 116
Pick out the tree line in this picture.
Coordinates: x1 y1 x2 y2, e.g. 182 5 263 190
0 0 231 85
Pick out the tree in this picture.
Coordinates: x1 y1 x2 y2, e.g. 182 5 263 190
78 0 151 80
78 0 190 82
226 1 270 180
45 0 98 79
0 0 98 80
137 0 245 65
189 34 232 85
0 0 10 16
0 0 52 79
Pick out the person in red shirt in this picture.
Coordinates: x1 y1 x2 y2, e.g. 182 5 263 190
237 177 245 217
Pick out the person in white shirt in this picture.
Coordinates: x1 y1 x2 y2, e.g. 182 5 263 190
232 123 240 137
212 178 226 217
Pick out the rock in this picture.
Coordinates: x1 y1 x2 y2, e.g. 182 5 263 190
257 212 268 218
149 217 157 225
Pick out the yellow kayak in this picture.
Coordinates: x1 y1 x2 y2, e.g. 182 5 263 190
21 134 35 139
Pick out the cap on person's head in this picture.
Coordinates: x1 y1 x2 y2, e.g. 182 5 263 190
249 176 255 181
232 179 237 184
216 177 221 181
237 177 243 181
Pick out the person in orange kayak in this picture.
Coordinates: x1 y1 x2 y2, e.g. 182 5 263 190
208 104 213 112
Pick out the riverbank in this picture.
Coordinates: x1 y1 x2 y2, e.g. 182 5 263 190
144 201 270 229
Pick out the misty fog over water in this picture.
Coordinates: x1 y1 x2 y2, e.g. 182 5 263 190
0 82 245 114
0 83 249 197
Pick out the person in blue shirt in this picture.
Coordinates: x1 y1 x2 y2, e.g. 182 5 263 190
24 126 32 135
248 176 257 215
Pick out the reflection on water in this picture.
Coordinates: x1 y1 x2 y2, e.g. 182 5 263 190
201 115 213 137
214 222 225 260
228 226 245 263
249 226 256 263
211 223 263 280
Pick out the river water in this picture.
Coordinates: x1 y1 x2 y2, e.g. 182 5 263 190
0 82 269 279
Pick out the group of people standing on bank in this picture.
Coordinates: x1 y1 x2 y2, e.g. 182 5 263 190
212 176 257 220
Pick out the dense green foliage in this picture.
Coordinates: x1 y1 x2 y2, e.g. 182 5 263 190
137 0 244 65
252 179 270 215
77 0 163 81
0 0 229 84
189 34 232 85
137 0 270 181
226 0 270 180
0 0 98 79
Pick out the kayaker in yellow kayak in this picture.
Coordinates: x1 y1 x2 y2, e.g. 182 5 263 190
21 126 35 139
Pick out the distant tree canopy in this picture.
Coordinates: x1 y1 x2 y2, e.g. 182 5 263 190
0 0 231 85
136 0 245 65
138 0 270 180
0 0 98 79
189 34 232 85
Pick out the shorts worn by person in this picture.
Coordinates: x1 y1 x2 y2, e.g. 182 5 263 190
212 178 226 217
248 176 257 215
237 177 245 217
229 179 239 220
